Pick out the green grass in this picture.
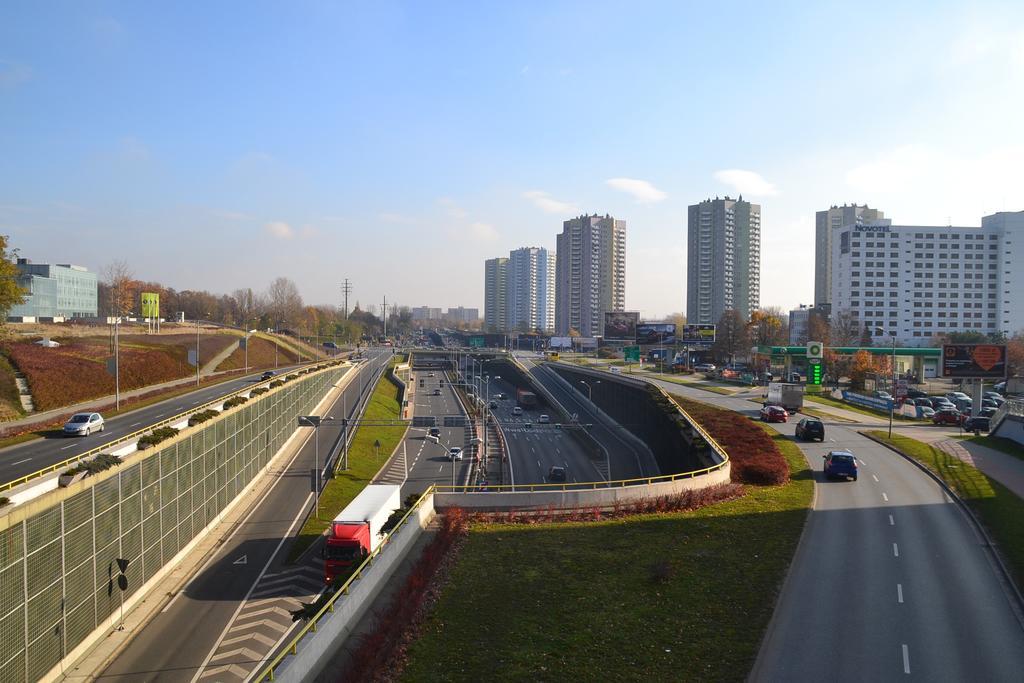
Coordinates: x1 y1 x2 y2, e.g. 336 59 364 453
804 393 919 422
287 362 406 562
646 374 738 395
798 406 858 423
865 431 1024 589
401 436 813 682
962 435 1024 462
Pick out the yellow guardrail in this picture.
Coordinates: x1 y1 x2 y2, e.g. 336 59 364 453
255 486 436 682
0 359 347 494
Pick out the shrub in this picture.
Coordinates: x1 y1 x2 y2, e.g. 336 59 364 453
250 387 268 396
0 497 10 508
269 380 284 388
188 409 219 427
62 453 121 478
222 396 248 409
286 374 298 381
138 426 179 449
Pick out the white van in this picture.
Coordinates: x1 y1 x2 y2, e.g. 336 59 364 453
609 366 622 374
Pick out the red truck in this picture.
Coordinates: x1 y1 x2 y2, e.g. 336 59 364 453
322 484 401 585
516 387 538 408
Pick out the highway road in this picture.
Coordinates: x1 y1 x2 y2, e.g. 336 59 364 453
632 373 1024 681
0 362 313 486
97 350 392 682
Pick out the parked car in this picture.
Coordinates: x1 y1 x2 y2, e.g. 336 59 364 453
547 466 567 483
929 397 955 410
932 408 961 426
874 390 893 400
919 406 935 419
63 412 105 437
946 391 970 402
760 405 789 423
448 447 464 461
979 407 997 418
823 450 858 481
984 391 1003 402
261 370 276 381
795 417 824 441
694 363 716 372
981 398 999 409
953 398 973 413
538 414 550 424
906 388 928 399
963 416 990 433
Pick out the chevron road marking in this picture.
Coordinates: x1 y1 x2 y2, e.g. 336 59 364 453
210 646 264 663
226 618 289 635
218 631 278 649
197 663 249 679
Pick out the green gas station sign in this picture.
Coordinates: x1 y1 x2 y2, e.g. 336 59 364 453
809 360 823 385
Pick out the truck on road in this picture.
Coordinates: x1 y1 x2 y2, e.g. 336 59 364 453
516 387 538 408
323 484 402 585
766 382 805 413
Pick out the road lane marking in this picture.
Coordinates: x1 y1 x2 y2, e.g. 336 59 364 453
902 644 910 674
897 583 904 603
60 444 75 450
129 422 141 427
10 458 31 466
889 514 895 526
893 543 900 557
882 492 889 502
872 474 879 482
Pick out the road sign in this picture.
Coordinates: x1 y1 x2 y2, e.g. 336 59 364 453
806 341 823 360
623 346 640 362
469 336 485 348
187 349 198 367
444 416 468 427
808 360 823 385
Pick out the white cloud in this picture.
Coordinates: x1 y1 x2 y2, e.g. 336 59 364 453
713 169 778 197
0 61 32 88
265 221 294 239
468 222 498 241
437 197 468 219
605 178 667 203
523 190 579 215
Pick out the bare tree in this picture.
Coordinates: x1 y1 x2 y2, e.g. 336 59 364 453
266 277 304 330
102 259 135 318
829 308 860 346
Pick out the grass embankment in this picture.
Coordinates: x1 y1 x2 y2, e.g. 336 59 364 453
804 393 919 421
866 431 1024 589
287 359 406 562
655 375 736 395
963 435 1024 462
401 434 813 682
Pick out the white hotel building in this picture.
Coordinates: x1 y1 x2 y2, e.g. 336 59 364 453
830 211 1024 346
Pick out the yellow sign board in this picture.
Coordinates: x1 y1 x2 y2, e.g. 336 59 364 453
141 292 160 318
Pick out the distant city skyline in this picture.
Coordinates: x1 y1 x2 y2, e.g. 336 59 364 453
2 2 1022 318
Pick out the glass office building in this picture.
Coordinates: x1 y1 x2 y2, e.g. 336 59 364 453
9 260 98 319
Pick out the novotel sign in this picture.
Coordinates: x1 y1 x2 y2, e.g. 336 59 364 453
854 225 891 233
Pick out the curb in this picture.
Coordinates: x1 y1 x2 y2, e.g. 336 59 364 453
860 430 1024 628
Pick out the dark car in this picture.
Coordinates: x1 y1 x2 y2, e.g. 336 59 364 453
963 416 990 433
906 388 928 399
760 405 789 423
428 427 441 437
823 450 858 481
547 466 567 483
795 417 825 441
979 407 997 418
981 398 999 409
261 370 276 381
932 408 961 426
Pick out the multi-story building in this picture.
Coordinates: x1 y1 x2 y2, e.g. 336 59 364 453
686 197 760 325
830 211 1024 345
814 204 885 308
789 305 811 345
484 257 509 332
411 306 443 322
555 214 626 337
507 247 555 333
8 259 98 320
445 307 479 323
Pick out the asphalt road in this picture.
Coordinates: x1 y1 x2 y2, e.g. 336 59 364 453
97 351 392 682
635 375 1024 681
0 363 313 486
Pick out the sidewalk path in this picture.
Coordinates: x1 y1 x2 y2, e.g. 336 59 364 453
202 339 240 375
933 438 1024 500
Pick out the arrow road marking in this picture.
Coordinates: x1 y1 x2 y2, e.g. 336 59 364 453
233 555 247 565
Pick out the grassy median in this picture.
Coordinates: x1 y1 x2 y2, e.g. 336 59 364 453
287 359 406 562
865 431 1024 588
401 432 813 682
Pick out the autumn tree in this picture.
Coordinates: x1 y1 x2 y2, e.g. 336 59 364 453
102 259 136 318
830 308 860 346
848 350 874 390
712 309 749 364
0 236 27 320
747 308 787 347
1007 332 1024 377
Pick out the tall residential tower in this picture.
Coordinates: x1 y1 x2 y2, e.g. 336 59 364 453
483 257 508 332
554 214 626 337
814 204 885 308
508 247 556 333
686 196 760 325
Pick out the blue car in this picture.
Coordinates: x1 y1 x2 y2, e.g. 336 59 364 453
823 450 858 481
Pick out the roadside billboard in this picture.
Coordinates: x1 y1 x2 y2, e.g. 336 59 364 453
578 337 599 350
140 292 160 318
941 344 1007 379
681 324 716 344
636 322 676 345
548 336 573 349
603 311 639 341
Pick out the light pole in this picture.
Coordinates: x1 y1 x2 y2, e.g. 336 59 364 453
876 327 896 438
196 316 201 386
298 415 334 518
580 379 600 401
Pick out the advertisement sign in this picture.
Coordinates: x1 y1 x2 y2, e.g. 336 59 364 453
636 322 676 345
603 311 639 341
549 336 573 349
808 360 823 385
140 292 160 318
681 324 716 344
941 344 1007 379
842 390 894 411
806 341 823 359
578 337 599 350
623 346 640 362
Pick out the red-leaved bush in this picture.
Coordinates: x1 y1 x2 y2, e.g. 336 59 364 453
672 396 790 485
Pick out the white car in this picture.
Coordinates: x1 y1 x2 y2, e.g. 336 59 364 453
538 414 550 424
448 447 464 461
63 412 105 436
512 406 523 416
694 363 716 372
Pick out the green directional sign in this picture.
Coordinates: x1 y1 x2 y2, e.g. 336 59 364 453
623 346 640 362
469 336 485 348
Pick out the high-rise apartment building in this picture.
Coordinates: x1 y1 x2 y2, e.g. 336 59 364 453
555 214 626 337
508 247 555 333
815 204 885 308
830 211 1024 345
484 257 508 332
686 197 760 325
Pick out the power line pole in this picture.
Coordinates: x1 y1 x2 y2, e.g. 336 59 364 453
341 279 352 319
382 295 387 339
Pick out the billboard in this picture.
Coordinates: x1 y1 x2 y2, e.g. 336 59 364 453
549 336 573 349
603 311 639 341
578 337 599 350
140 292 160 318
941 344 1007 379
636 322 676 345
681 324 716 344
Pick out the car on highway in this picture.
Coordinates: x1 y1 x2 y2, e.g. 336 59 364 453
63 412 105 436
823 450 858 481
261 370 275 381
795 417 824 441
932 408 961 426
538 414 550 423
512 406 523 416
428 427 440 437
495 392 506 400
489 400 498 409
448 447 463 461
760 405 789 423
963 416 990 433
547 466 567 483
694 363 716 372
433 388 441 396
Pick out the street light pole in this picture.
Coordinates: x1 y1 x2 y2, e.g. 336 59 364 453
196 317 201 386
890 334 896 438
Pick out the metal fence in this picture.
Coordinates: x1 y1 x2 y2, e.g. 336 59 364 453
0 366 346 683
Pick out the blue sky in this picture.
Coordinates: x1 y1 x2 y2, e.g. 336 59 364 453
3 1 1022 318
